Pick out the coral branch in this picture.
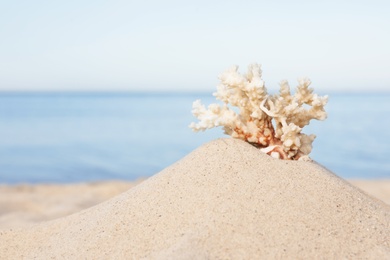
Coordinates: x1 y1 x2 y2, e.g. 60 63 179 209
190 64 328 160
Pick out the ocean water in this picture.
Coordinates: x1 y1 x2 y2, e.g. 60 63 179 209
0 92 389 183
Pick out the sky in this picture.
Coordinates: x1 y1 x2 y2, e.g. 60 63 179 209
0 0 389 93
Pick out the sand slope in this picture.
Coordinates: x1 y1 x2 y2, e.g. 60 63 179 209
0 181 136 229
1 138 389 259
349 180 390 206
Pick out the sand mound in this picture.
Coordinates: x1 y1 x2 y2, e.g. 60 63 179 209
1 138 389 259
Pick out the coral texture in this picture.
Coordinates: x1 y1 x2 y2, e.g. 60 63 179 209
190 64 328 160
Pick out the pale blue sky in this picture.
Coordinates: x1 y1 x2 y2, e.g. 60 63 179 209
0 0 389 92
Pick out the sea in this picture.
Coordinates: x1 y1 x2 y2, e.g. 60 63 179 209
0 92 389 183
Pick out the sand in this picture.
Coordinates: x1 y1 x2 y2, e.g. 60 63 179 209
349 180 390 206
1 180 389 231
0 181 138 229
0 138 389 259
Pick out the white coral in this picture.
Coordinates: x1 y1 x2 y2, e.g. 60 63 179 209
190 63 328 160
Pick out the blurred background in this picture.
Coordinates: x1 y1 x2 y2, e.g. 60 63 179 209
0 0 389 183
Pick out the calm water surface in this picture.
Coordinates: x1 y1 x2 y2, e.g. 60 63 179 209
0 92 389 183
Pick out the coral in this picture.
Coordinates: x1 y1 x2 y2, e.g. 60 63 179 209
189 63 328 160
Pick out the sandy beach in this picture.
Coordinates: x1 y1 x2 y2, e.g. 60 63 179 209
0 138 389 258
